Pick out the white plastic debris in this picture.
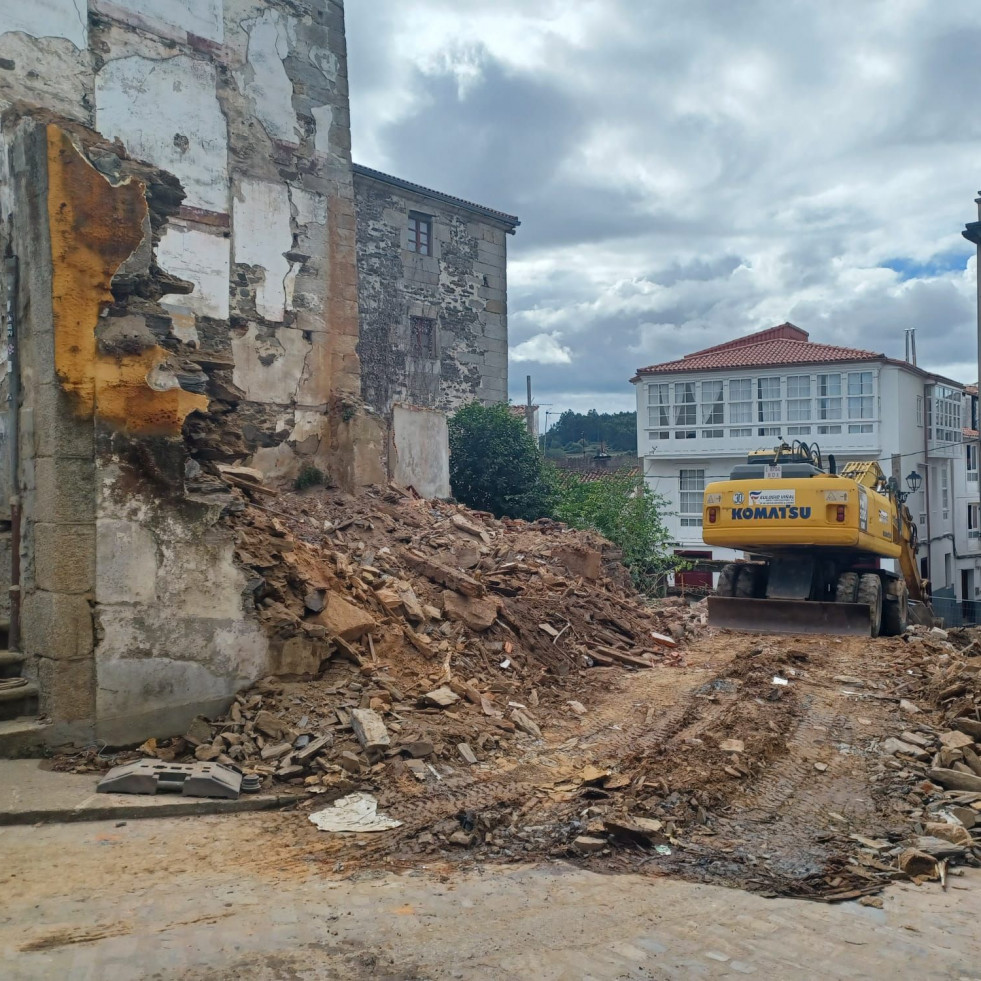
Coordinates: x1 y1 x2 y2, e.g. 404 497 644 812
772 676 789 686
308 792 402 833
500 658 511 669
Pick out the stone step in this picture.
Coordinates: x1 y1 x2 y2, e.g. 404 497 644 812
0 650 26 669
0 680 38 722
0 680 36 703
0 718 49 757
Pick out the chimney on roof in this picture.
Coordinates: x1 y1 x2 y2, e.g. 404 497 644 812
910 327 917 366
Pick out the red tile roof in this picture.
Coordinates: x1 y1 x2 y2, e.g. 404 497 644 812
635 323 884 376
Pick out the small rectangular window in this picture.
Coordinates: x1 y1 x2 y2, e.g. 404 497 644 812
818 373 841 397
729 378 753 423
409 315 438 357
786 426 811 435
407 211 432 255
647 383 670 428
729 427 752 437
674 382 696 427
679 469 705 515
818 424 841 434
916 396 923 427
700 380 724 425
701 429 723 438
787 374 811 398
848 423 873 434
758 426 781 437
757 377 781 422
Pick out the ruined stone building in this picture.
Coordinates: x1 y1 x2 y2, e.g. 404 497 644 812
0 0 518 750
354 164 518 416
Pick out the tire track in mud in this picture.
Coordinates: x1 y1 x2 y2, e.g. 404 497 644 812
270 631 912 900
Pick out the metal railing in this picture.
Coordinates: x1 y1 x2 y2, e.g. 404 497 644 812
931 595 981 627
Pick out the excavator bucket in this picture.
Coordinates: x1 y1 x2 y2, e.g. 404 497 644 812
707 596 874 637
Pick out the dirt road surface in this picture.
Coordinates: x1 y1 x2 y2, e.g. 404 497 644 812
2 812 981 980
17 625 981 978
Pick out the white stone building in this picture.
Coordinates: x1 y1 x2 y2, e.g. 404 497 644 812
632 323 971 599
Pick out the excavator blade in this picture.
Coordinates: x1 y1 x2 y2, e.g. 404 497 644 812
707 596 873 636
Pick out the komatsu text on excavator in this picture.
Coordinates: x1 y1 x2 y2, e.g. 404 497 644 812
702 441 934 637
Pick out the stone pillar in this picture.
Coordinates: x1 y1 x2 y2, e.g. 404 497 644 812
8 118 97 741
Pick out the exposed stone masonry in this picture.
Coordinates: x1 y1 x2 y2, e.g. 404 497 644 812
354 167 517 416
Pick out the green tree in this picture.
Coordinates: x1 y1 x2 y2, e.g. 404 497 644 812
449 402 557 521
552 470 681 595
547 409 638 454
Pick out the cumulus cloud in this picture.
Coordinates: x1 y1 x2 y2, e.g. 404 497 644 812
346 0 981 416
510 332 573 365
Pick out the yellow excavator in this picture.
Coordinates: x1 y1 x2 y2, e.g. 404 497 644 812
702 441 934 636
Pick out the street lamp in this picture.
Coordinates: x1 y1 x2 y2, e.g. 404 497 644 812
896 471 922 504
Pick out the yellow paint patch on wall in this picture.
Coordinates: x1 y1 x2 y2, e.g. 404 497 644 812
46 125 208 434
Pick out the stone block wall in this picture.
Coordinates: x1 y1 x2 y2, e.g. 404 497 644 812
353 166 518 416
0 0 385 744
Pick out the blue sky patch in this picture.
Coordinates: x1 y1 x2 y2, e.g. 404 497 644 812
881 251 971 281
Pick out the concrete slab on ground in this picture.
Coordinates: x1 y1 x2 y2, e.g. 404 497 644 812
0 759 294 825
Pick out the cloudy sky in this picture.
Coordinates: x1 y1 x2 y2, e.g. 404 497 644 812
345 0 981 418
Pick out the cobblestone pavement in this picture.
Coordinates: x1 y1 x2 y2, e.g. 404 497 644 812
2 814 980 980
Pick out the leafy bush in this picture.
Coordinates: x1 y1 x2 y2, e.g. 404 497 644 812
552 470 681 595
448 402 556 521
293 464 325 491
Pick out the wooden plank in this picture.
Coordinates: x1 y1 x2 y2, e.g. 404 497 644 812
593 646 654 669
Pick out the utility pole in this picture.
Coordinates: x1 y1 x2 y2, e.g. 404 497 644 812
963 195 981 583
525 374 534 439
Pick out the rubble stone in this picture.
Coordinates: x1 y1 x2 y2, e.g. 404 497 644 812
318 593 378 641
350 709 390 753
923 822 973 847
928 768 981 792
940 730 975 751
442 590 500 632
898 848 937 877
420 687 460 708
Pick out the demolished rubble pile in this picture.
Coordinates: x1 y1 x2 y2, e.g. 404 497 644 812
124 485 701 806
869 624 981 883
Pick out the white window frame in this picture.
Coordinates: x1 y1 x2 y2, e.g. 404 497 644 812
729 378 753 424
647 383 670 429
673 382 696 429
700 380 724 426
787 374 811 420
757 377 781 423
818 373 842 420
847 371 874 420
679 468 705 528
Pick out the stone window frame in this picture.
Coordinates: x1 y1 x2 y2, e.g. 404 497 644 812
407 211 433 255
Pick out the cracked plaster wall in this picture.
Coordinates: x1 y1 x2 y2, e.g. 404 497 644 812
354 173 512 418
1 0 384 745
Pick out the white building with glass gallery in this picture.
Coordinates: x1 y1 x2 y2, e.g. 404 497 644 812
632 323 973 598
